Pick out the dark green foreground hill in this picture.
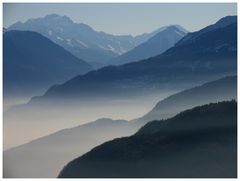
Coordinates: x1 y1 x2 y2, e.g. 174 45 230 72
59 101 237 178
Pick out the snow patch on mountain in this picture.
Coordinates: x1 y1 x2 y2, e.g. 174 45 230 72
77 40 88 48
57 36 64 41
174 30 185 36
107 45 121 55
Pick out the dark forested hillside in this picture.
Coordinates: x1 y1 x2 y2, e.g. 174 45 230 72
59 101 237 178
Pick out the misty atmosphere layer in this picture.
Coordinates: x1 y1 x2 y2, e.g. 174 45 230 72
3 76 237 177
3 4 238 178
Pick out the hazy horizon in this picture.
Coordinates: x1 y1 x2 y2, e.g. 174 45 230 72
3 3 237 36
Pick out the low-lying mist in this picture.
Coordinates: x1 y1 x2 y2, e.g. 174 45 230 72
4 76 236 178
4 90 175 150
3 118 138 178
3 90 176 178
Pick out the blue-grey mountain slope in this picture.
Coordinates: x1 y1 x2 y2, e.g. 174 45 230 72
8 14 167 67
31 16 237 102
3 30 92 98
111 25 187 65
133 75 237 125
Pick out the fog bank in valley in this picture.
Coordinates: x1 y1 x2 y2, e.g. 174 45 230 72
4 90 175 150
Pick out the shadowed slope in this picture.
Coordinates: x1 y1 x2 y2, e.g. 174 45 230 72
134 75 237 125
4 30 92 98
59 101 237 178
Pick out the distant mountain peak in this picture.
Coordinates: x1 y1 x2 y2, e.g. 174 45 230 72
163 25 185 33
111 24 188 65
151 25 187 39
44 13 61 19
43 13 73 24
172 24 189 33
152 24 188 36
7 14 145 64
164 25 179 31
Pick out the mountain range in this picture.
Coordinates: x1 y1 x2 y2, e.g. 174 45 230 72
3 118 135 178
59 101 237 178
111 25 187 65
3 15 237 179
29 16 237 104
134 75 237 125
3 75 236 178
3 15 237 149
8 14 182 68
3 30 92 98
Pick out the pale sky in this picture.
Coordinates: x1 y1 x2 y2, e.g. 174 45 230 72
3 3 237 36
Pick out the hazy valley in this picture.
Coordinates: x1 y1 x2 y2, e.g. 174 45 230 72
3 4 238 178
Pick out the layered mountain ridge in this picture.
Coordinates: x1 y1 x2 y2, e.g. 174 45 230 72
30 16 237 103
111 25 187 65
59 101 237 178
3 76 236 178
8 14 181 67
